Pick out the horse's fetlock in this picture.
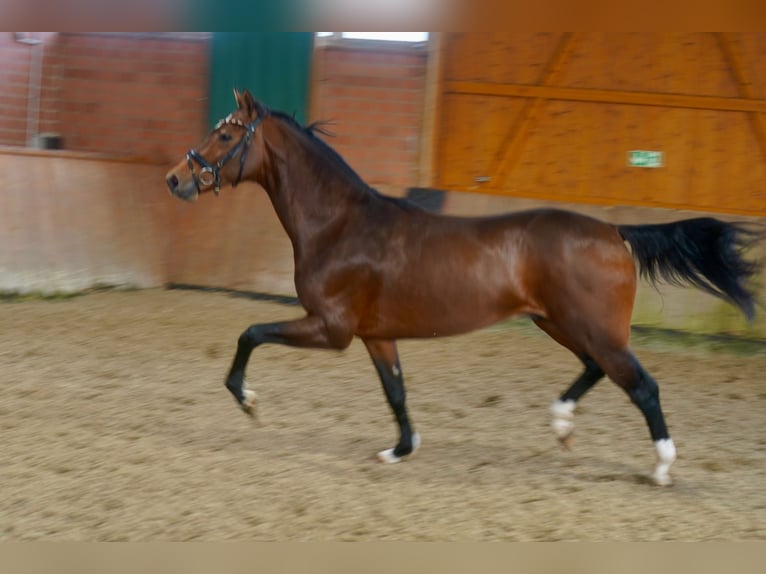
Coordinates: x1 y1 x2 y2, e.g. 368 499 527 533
225 374 243 397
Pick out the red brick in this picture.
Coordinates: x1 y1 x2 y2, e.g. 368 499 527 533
1 34 425 185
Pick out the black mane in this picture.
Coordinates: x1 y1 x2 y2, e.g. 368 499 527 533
268 109 422 212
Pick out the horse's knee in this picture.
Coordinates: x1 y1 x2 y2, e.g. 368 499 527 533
323 319 354 350
238 324 261 347
327 330 353 350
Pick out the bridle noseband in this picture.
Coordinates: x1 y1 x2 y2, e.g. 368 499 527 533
185 112 266 195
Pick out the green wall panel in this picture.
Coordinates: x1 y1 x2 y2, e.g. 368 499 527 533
208 33 313 127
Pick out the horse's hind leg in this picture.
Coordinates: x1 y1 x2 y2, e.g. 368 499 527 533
551 356 605 448
533 318 605 448
591 345 677 485
541 315 677 484
362 338 420 463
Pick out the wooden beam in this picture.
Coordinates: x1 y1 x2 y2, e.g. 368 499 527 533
445 81 766 114
417 32 443 188
486 33 575 190
716 32 766 162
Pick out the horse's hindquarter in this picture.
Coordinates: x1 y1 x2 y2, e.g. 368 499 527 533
523 210 638 334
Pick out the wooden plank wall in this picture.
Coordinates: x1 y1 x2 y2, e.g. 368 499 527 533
434 33 766 216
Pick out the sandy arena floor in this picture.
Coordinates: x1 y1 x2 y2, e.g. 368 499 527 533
1 289 765 540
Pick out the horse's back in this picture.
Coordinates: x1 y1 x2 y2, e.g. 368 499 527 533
349 205 634 339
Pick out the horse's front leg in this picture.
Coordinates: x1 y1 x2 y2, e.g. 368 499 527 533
363 339 420 463
225 314 350 416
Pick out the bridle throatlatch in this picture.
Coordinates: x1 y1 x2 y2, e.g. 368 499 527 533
185 112 266 195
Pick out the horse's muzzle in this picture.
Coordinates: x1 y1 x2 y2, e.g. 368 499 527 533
165 172 198 202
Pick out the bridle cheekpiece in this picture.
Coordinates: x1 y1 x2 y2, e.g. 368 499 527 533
185 112 266 195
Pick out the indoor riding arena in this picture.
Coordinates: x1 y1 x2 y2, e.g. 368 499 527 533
1 33 765 542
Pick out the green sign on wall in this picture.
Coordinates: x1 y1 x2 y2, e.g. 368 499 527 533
628 150 664 168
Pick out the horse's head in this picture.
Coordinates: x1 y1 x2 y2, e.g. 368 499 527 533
166 88 268 201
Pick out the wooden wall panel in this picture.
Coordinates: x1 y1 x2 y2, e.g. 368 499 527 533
437 94 528 190
443 33 563 85
560 33 738 96
434 33 766 216
738 34 766 99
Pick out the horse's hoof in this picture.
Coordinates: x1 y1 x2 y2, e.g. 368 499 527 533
651 438 676 486
241 388 257 418
558 434 574 450
551 399 575 448
651 472 673 486
376 433 421 464
376 448 401 464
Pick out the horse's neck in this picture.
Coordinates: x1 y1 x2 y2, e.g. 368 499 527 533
260 140 370 260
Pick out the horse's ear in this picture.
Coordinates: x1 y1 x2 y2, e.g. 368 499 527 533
234 89 256 118
231 88 252 115
233 88 264 120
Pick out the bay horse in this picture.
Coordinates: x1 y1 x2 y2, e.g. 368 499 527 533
165 89 761 486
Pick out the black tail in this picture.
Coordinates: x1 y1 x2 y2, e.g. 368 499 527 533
618 218 763 321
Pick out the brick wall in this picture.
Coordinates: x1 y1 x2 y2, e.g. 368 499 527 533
0 32 209 163
0 32 58 147
312 43 428 189
48 33 210 162
0 33 428 188
0 34 29 146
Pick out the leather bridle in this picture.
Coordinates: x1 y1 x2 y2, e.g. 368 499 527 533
185 113 266 195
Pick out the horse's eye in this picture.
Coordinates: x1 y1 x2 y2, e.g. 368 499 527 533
219 132 233 142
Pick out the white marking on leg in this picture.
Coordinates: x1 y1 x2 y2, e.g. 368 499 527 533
651 438 676 486
242 388 257 416
392 365 400 377
376 448 401 464
550 399 576 441
376 432 421 464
